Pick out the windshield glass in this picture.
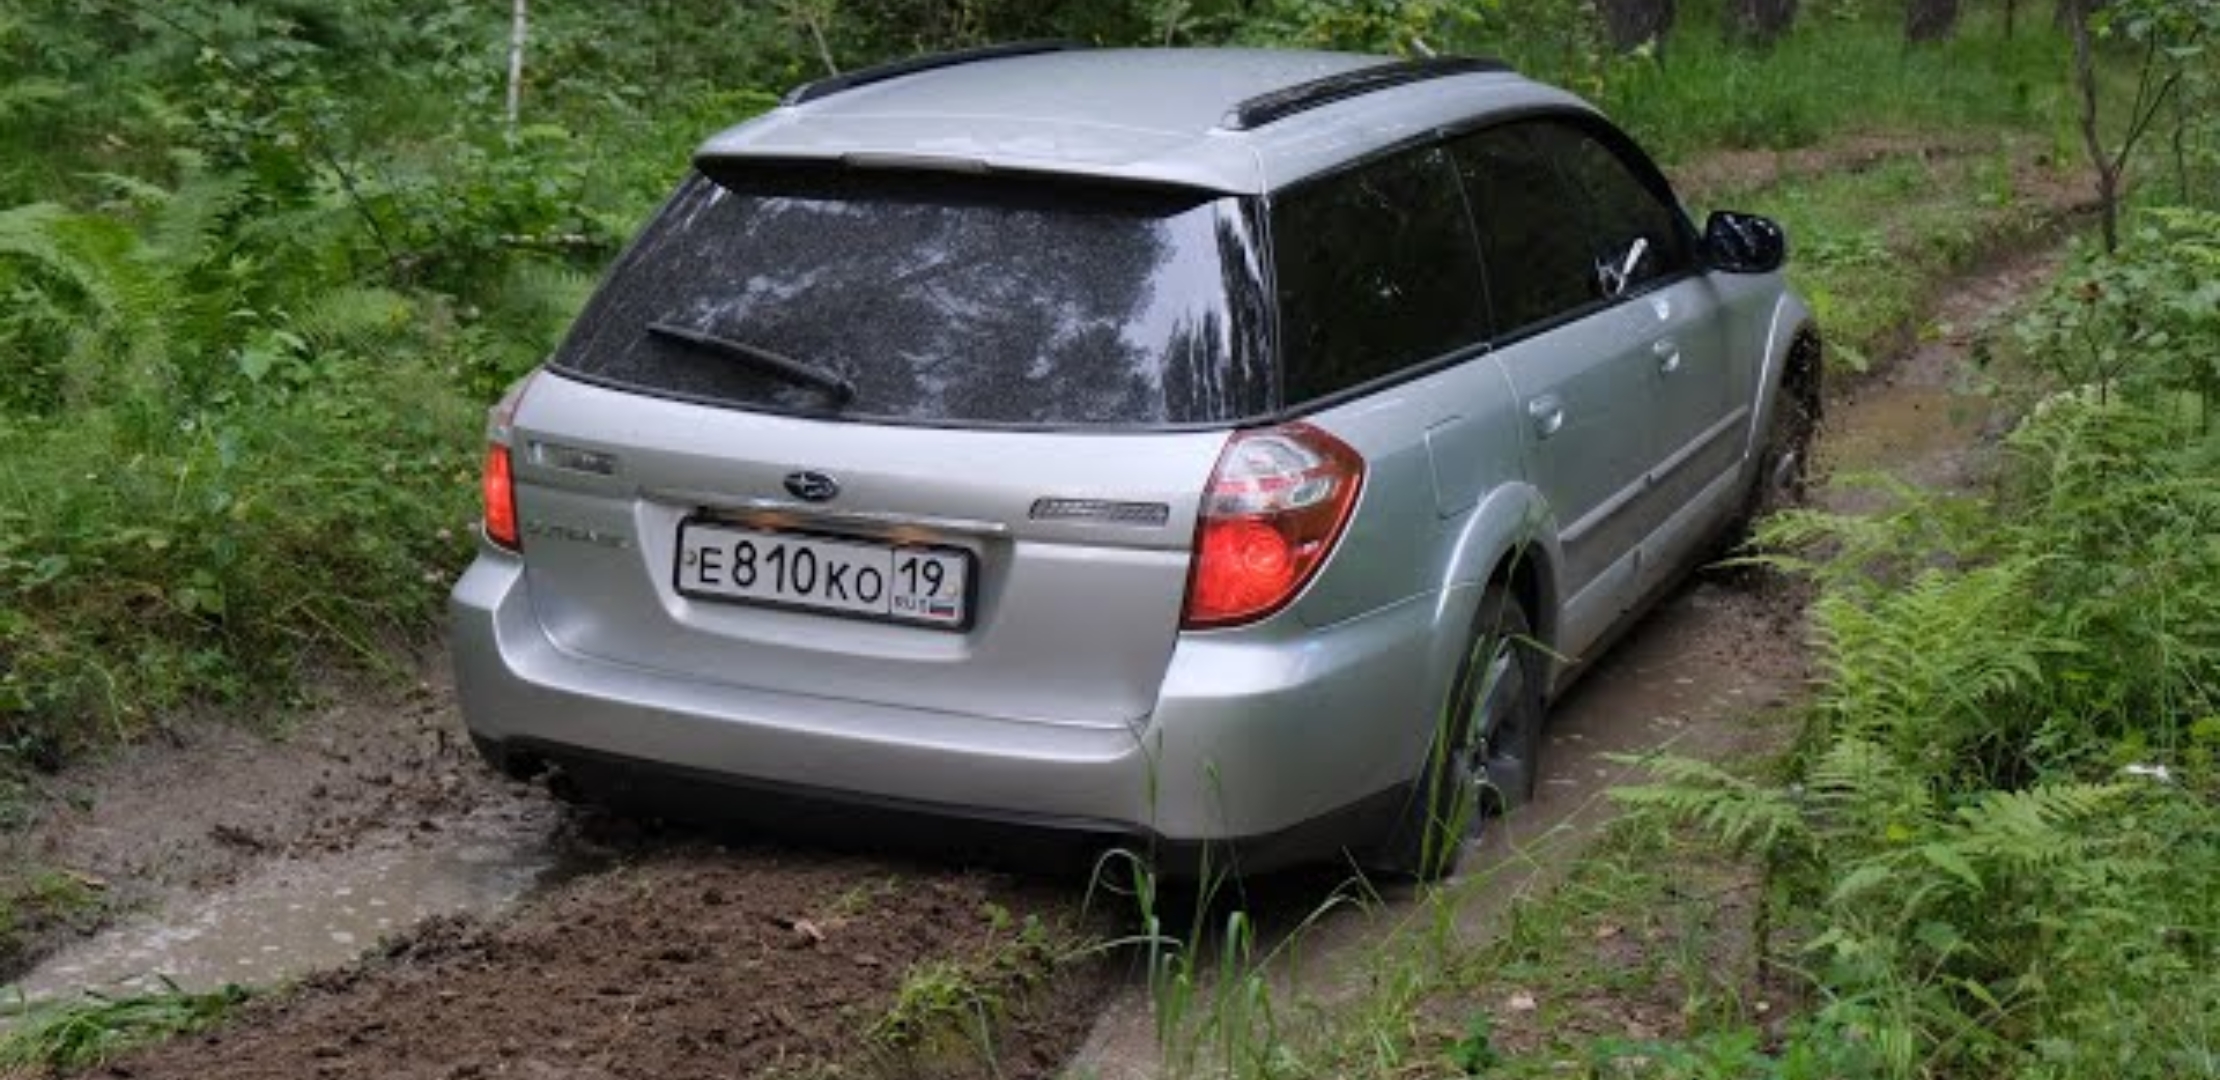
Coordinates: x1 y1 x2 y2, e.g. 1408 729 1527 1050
549 167 1273 427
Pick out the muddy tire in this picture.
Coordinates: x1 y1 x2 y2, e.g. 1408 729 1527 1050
469 734 545 784
1377 587 1546 882
1729 336 1822 545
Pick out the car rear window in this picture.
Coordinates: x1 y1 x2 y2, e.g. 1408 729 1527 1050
549 167 1273 428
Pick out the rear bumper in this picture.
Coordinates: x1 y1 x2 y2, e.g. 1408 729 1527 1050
450 550 1446 869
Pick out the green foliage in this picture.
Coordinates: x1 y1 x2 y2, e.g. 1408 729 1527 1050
2013 209 2220 417
1587 10 2071 162
0 159 479 746
0 979 249 1069
1620 262 2220 1076
866 907 1071 1073
0 867 101 973
1243 0 1473 53
1445 1011 1502 1074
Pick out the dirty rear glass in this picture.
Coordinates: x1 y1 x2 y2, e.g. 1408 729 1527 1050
550 167 1273 427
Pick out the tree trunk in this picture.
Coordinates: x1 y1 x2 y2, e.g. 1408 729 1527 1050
1904 0 1961 42
1597 0 1677 52
2066 0 2121 253
2004 0 2017 37
1724 0 1797 48
504 0 528 140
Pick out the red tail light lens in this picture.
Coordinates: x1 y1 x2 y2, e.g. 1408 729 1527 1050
479 369 539 552
1182 423 1364 629
482 444 520 550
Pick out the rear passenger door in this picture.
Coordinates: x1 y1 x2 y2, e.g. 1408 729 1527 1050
1451 123 1655 642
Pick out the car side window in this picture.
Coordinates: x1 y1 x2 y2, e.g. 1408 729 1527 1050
1533 122 1695 299
1448 125 1600 338
1271 144 1488 404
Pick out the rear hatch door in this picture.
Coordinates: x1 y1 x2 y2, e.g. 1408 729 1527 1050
510 165 1272 728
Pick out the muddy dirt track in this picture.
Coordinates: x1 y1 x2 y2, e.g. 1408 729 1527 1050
3 148 2075 1078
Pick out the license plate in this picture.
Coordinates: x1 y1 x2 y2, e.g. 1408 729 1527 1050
674 521 972 630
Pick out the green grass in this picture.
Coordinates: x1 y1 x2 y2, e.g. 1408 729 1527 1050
0 866 101 978
1578 10 2081 162
863 905 1082 1077
0 979 249 1070
1102 783 1806 1080
1711 144 2080 371
0 356 479 744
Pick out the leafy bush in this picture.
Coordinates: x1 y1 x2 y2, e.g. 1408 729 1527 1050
0 145 479 751
2012 209 2220 421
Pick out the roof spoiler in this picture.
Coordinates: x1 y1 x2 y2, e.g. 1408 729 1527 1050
1219 56 1514 131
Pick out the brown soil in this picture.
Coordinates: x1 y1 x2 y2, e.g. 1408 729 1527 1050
1820 245 2065 496
1410 842 1799 1063
93 848 1108 1080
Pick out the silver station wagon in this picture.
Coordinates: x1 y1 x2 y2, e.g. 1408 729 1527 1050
450 44 1821 879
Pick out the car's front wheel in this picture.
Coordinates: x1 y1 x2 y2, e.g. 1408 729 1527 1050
1377 586 1546 882
1733 335 1823 542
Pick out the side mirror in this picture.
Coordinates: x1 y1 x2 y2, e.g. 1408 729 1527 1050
1703 211 1787 274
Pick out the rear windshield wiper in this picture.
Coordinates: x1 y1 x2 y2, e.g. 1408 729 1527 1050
645 321 856 406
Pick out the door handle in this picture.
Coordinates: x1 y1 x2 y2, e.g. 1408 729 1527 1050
1654 337 1682 375
1526 394 1565 439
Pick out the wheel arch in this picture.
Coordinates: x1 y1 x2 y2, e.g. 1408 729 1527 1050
1438 483 1563 697
1746 294 1825 460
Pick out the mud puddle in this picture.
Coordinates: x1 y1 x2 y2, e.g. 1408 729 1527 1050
0 665 584 1008
9 801 571 1007
1816 250 2058 491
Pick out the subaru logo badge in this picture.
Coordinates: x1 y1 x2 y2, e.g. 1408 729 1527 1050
783 470 840 503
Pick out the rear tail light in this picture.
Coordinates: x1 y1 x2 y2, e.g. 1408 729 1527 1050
482 444 520 550
1182 423 1364 629
480 370 540 552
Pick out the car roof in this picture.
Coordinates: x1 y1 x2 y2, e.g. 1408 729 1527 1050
693 47 1596 195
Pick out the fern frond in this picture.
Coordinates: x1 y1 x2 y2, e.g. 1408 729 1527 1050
83 172 175 211
147 169 249 271
1947 783 2133 871
1610 753 1809 858
487 257 594 334
0 76 67 123
0 202 174 401
1813 560 2063 756
287 286 415 355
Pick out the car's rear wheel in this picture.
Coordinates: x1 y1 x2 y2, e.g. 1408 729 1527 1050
1378 586 1545 882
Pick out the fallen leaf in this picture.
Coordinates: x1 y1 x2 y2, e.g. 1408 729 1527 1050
1506 991 1537 1013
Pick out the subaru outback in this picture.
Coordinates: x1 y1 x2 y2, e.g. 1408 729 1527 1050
450 44 1821 879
